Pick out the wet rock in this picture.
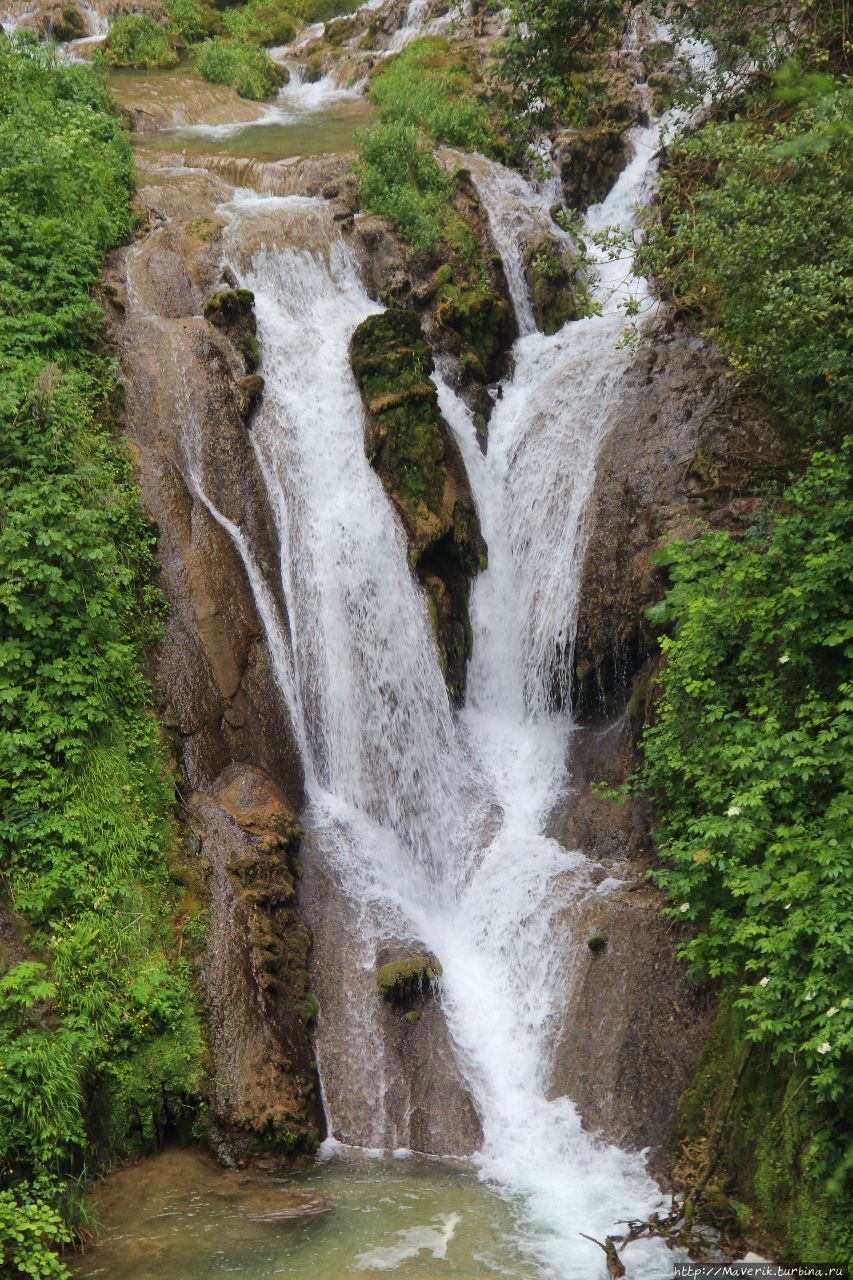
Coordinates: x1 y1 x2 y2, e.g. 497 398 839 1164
188 766 322 1161
549 881 714 1153
573 326 793 723
522 234 585 335
554 125 630 212
350 308 486 700
377 953 442 1006
203 286 260 371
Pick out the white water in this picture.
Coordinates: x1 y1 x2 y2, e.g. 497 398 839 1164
176 100 680 1279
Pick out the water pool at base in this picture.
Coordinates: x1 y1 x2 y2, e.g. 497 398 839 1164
71 1147 542 1279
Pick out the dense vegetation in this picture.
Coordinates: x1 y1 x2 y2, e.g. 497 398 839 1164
103 14 179 69
0 36 204 1278
195 35 286 98
631 0 852 1260
357 37 498 254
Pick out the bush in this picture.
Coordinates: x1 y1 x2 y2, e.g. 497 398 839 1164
163 0 223 44
639 89 852 439
195 36 286 98
368 37 497 152
357 119 467 253
221 0 296 47
103 13 179 67
492 0 630 128
356 37 498 253
642 443 853 1114
290 0 361 20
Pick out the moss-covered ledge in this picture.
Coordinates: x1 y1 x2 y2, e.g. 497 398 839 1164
665 998 851 1265
350 308 487 701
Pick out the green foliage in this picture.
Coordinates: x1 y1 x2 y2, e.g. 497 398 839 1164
290 0 361 19
0 1178 71 1279
642 445 853 1121
368 37 496 152
0 37 204 1278
357 119 462 253
195 36 285 98
357 38 498 254
491 0 632 128
103 14 179 68
655 0 849 99
639 90 852 438
162 0 223 45
673 1000 851 1264
221 0 295 48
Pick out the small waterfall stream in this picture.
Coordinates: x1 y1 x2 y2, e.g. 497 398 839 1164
172 101 682 1273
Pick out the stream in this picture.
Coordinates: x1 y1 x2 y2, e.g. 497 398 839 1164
50 3 695 1276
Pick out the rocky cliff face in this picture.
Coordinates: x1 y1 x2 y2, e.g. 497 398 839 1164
545 321 793 1157
350 308 486 701
103 158 323 1161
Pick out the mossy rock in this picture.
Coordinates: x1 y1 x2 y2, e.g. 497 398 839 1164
377 953 442 1006
49 4 85 40
203 287 259 371
435 283 513 378
350 309 486 701
523 235 583 335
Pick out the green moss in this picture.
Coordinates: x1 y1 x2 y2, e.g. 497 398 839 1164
49 5 85 41
671 999 851 1263
203 287 260 370
350 310 446 520
522 235 584 335
298 993 319 1023
435 281 513 371
377 954 442 1006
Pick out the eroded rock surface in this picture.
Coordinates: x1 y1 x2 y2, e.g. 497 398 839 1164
351 309 486 699
187 766 322 1160
105 159 314 1160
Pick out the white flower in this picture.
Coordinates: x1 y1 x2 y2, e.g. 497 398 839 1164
842 998 851 1008
817 1042 831 1054
827 1007 838 1017
784 903 792 909
726 805 741 817
779 653 790 664
805 990 816 1002
679 903 690 913
759 976 770 987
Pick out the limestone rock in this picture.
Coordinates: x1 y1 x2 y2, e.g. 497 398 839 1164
522 234 586 335
350 308 487 700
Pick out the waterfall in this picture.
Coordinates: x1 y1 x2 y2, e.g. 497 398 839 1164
178 115 680 1274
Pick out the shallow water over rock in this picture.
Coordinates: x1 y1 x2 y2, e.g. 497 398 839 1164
71 1147 538 1279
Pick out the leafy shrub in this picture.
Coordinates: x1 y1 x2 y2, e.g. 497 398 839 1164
163 0 223 44
0 1179 71 1280
357 119 467 253
639 90 852 439
492 0 630 128
642 443 853 1113
222 0 295 47
290 0 361 20
356 38 497 254
195 36 286 98
368 37 497 152
103 13 179 67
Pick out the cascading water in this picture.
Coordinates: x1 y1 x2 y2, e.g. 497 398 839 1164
176 102 682 1278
